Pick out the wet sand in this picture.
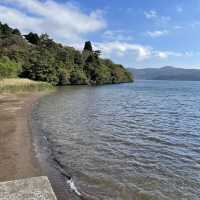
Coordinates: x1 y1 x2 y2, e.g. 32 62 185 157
0 92 46 181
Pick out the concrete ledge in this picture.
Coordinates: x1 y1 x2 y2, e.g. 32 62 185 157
0 176 57 200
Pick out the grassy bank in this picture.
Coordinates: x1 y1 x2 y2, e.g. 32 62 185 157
0 78 54 93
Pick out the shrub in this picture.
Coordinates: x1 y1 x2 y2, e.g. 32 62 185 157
0 56 21 79
70 69 88 85
0 78 53 93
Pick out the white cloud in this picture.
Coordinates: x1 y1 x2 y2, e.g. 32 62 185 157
144 10 158 19
144 10 171 25
92 40 189 62
0 0 106 43
146 30 169 38
154 51 184 59
103 30 133 41
0 5 42 32
94 41 152 61
156 52 168 59
72 40 196 64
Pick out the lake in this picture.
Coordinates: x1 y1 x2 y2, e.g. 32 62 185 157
32 80 200 200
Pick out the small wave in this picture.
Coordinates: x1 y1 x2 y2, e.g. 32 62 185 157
43 135 48 141
67 178 82 196
53 157 82 197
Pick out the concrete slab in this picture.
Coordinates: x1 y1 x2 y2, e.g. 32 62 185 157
0 176 57 200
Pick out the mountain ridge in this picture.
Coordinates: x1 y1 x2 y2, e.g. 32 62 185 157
128 66 200 81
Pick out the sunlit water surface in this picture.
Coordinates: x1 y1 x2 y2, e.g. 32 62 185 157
32 81 200 200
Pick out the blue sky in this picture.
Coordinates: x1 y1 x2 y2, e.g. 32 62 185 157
1 0 200 68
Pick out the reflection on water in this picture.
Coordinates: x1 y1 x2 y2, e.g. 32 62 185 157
32 81 200 200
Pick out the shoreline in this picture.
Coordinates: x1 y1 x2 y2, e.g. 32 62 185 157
0 91 81 200
0 92 46 181
0 89 95 200
0 91 67 199
30 91 81 200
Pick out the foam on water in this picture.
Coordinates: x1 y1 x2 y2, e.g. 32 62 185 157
67 178 81 196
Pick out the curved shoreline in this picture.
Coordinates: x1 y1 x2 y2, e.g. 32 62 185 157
0 92 45 182
0 92 73 200
0 91 90 200
30 92 81 200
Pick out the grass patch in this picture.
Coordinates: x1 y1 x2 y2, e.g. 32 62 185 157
0 78 54 93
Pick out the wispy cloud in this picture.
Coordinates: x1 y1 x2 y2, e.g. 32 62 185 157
154 51 183 59
0 0 106 43
144 10 158 19
190 21 200 28
94 41 152 61
146 30 169 38
102 30 133 41
144 10 171 24
176 6 183 13
173 25 183 30
160 16 171 23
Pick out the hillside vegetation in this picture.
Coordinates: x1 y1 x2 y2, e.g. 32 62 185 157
0 22 133 85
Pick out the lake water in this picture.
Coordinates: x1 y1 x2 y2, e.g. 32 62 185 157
32 81 200 200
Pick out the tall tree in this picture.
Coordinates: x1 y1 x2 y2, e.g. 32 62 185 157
83 41 93 51
24 32 40 45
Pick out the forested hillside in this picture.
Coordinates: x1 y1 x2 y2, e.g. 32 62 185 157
128 66 200 81
0 22 133 85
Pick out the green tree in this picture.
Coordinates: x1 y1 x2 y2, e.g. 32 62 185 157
0 22 133 85
0 23 12 36
74 50 83 65
83 41 93 51
94 50 101 58
0 56 21 79
70 69 88 85
24 32 40 45
12 28 21 35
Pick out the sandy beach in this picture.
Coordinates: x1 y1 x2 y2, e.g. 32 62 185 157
0 92 46 182
0 92 80 200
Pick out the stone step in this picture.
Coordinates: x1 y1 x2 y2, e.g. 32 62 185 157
0 176 57 200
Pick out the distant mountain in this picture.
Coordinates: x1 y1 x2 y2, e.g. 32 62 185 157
128 66 200 81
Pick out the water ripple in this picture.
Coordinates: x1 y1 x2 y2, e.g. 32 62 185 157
33 81 200 200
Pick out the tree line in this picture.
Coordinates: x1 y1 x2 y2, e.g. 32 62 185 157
0 22 133 85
